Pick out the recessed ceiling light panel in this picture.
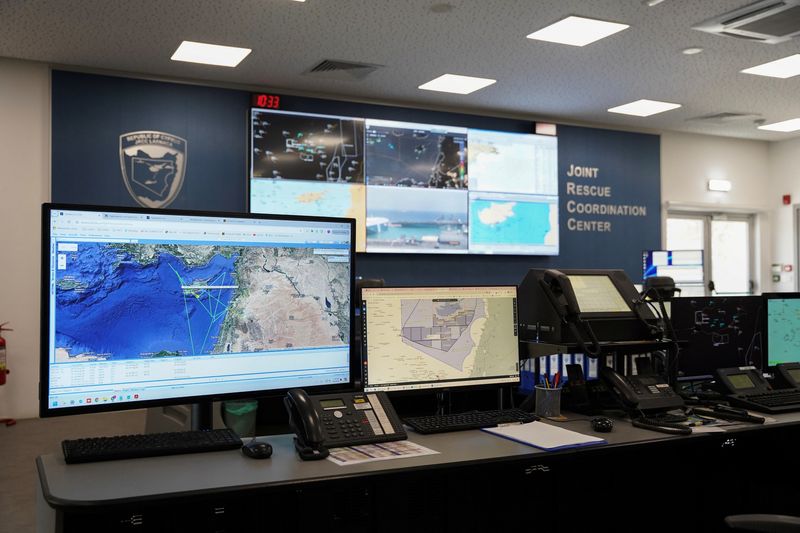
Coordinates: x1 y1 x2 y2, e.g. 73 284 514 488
741 54 800 79
607 99 682 117
758 118 800 132
526 16 629 47
171 41 252 67
418 74 496 94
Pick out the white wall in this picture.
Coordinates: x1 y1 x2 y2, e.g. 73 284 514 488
768 137 800 291
660 131 772 293
0 58 50 419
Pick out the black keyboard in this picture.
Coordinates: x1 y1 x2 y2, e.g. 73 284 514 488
403 408 539 435
728 389 800 414
62 428 243 464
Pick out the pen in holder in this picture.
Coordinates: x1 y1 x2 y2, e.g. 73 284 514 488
535 383 562 418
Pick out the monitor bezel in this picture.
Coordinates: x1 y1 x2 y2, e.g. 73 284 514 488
40 202 358 418
762 292 800 370
359 284 521 394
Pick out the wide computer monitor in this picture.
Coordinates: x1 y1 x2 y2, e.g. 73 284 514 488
360 286 520 392
763 293 800 368
40 203 356 417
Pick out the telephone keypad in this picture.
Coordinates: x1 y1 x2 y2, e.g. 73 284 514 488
322 413 369 443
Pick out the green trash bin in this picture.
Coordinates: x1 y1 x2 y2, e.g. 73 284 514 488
222 400 258 437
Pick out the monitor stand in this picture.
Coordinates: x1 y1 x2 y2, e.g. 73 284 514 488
145 401 221 433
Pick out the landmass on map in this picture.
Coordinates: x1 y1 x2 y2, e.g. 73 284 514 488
399 298 485 371
54 242 349 361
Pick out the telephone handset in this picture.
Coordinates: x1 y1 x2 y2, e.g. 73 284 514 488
599 366 684 412
539 269 601 356
284 389 407 461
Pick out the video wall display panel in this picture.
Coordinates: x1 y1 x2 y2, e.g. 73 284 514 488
250 108 559 256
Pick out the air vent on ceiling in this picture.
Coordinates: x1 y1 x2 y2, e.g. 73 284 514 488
693 0 800 44
687 112 763 124
305 59 382 81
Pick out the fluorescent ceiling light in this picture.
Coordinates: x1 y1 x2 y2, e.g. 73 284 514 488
741 54 800 79
171 41 252 67
607 99 682 117
708 179 732 192
758 118 800 132
418 74 496 94
526 16 629 47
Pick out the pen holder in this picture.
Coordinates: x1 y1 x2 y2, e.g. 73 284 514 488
534 385 562 418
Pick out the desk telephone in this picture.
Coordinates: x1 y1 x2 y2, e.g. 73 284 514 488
599 366 684 412
564 364 683 413
714 365 800 414
284 389 407 461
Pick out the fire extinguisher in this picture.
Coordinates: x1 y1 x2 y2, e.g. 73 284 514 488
0 322 10 386
0 322 16 426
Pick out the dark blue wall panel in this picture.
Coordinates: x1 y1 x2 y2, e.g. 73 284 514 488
52 70 248 212
51 71 660 285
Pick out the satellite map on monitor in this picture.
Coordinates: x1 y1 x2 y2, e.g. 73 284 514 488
54 243 350 361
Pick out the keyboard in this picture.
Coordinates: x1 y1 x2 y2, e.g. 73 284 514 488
727 389 800 414
403 408 539 435
62 428 243 464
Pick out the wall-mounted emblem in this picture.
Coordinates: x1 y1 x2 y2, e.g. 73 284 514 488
119 131 187 208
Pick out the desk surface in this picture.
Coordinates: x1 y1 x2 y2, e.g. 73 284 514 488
37 412 800 510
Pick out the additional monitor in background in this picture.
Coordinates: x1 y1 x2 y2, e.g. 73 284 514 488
40 204 356 418
365 119 468 189
642 250 704 286
361 286 519 392
364 118 469 254
669 296 761 378
763 293 800 367
365 185 469 254
249 108 367 251
466 129 559 256
518 269 658 345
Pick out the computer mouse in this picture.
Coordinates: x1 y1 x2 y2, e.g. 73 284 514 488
591 417 614 433
241 440 273 459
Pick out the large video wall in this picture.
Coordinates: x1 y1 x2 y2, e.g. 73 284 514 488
250 109 558 255
50 70 661 285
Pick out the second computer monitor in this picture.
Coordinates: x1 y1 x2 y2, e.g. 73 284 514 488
361 286 520 392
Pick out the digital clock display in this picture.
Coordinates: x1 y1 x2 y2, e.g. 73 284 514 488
251 93 281 109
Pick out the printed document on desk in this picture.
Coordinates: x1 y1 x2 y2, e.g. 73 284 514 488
482 421 606 451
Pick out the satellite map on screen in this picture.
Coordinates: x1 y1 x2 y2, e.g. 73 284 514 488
54 243 349 361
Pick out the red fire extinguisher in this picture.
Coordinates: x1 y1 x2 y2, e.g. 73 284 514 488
0 322 10 386
0 321 15 426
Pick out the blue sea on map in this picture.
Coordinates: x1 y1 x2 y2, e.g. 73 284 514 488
55 244 238 359
469 200 551 245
